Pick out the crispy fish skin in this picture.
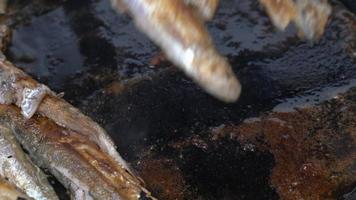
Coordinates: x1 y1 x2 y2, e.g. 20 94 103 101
0 60 133 174
259 0 331 40
112 0 241 102
0 105 154 200
0 125 58 200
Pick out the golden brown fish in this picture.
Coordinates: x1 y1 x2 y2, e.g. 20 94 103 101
259 0 331 40
111 0 332 102
0 23 125 168
0 23 155 199
0 60 133 174
112 0 242 102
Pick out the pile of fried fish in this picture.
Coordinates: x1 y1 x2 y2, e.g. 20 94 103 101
0 0 332 199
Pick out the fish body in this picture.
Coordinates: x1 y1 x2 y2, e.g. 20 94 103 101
112 0 330 102
0 105 154 200
259 0 331 40
0 23 153 199
112 0 241 102
0 60 133 176
0 125 58 200
0 24 130 173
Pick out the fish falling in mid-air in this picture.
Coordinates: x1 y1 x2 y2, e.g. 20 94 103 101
111 0 331 102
